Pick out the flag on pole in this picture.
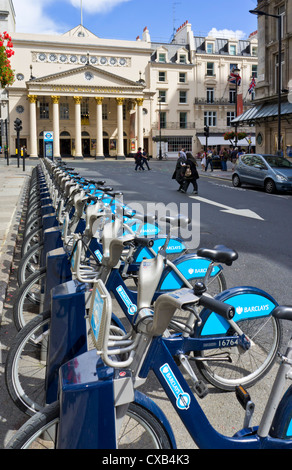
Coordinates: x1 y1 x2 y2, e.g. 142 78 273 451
229 71 241 86
248 77 256 94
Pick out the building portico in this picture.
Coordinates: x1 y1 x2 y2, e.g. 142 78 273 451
24 64 147 159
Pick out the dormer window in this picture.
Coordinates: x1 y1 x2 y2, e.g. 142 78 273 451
179 54 187 64
229 44 237 56
206 42 214 54
158 53 167 63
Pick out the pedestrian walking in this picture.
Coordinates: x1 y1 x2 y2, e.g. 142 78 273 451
201 152 206 171
205 147 213 172
134 147 144 171
220 148 228 171
142 149 151 170
231 147 238 170
182 152 199 194
172 150 187 192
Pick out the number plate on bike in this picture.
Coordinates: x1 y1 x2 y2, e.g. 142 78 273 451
89 280 112 351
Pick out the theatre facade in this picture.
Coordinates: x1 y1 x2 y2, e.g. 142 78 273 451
6 21 258 159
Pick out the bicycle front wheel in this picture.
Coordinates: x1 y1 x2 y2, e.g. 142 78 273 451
6 401 173 449
5 311 51 416
13 267 46 330
195 314 282 391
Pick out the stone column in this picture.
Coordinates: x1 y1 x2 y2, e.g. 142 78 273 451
28 94 38 158
116 97 125 159
136 98 144 150
73 96 83 159
51 96 61 158
95 97 104 159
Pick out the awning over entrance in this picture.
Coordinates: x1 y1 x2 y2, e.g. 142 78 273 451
197 135 255 146
232 101 292 125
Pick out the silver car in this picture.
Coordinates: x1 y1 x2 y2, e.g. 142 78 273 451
232 154 292 193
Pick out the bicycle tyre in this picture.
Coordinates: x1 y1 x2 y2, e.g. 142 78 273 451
5 310 51 416
13 267 46 331
17 242 43 286
21 226 43 257
194 314 282 391
6 401 173 449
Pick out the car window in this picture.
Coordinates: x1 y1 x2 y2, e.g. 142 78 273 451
250 156 267 169
264 156 292 168
242 155 252 166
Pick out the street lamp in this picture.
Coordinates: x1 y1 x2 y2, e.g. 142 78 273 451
249 9 282 155
158 97 162 160
233 66 240 148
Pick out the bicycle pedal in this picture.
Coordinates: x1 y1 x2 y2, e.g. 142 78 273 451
193 380 209 398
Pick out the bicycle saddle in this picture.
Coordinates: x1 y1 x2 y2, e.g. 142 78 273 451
273 305 292 322
197 245 238 266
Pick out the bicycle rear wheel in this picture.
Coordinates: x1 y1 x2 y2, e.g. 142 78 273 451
6 401 173 449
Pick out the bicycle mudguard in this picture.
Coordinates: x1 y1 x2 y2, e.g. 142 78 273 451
270 385 292 440
196 286 278 337
158 253 222 291
133 390 177 449
134 237 187 263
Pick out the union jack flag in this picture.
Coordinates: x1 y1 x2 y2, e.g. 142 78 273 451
229 71 241 86
248 77 256 94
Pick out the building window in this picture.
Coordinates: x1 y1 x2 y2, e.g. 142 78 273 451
252 65 258 78
159 90 166 103
180 112 187 129
229 88 236 104
230 63 238 73
160 112 166 129
229 44 237 55
40 102 49 119
206 88 214 103
102 104 108 120
275 52 285 92
227 111 235 126
206 43 214 54
159 71 166 82
179 54 187 64
158 53 166 63
206 62 214 76
251 46 258 56
204 111 217 127
179 72 186 83
167 137 192 152
60 103 69 120
277 4 285 38
179 91 187 104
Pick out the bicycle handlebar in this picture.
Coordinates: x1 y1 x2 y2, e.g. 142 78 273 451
199 294 235 321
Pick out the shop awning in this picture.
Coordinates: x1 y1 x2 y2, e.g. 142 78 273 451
232 101 292 125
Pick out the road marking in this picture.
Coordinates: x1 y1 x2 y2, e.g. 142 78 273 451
189 195 264 220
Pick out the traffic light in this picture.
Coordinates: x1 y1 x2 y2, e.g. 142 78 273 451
14 118 22 133
204 125 209 137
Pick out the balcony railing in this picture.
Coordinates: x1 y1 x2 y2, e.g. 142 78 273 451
152 121 196 130
194 98 251 106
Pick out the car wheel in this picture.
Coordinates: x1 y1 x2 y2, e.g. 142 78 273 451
232 174 241 187
264 179 276 194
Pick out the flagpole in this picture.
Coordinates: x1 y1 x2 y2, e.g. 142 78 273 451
81 0 83 26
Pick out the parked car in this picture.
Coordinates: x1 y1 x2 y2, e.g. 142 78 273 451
232 154 292 193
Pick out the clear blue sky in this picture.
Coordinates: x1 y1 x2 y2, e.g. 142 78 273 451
12 0 258 42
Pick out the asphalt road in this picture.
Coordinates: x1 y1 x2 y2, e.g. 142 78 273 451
1 158 291 450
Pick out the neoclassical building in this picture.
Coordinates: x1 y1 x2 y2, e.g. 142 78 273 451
2 5 258 159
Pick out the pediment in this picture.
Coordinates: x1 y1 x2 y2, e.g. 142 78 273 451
28 65 145 90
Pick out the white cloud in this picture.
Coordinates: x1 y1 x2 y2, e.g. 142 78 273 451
13 0 65 34
208 28 247 40
69 0 131 14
